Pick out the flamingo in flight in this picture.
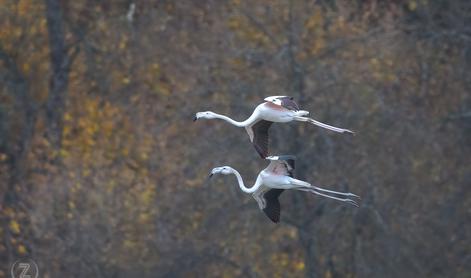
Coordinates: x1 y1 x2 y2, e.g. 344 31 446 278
209 155 359 223
195 96 354 158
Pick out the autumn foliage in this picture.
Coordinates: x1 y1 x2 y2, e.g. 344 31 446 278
0 0 470 277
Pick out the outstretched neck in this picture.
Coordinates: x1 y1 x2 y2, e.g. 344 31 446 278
209 110 259 127
231 169 262 194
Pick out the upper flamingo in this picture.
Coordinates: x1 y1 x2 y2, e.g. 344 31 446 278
209 155 359 223
195 96 354 158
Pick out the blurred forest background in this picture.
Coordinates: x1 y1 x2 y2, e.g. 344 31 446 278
0 0 470 277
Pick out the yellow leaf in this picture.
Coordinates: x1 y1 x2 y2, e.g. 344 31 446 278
138 213 150 224
83 168 91 177
22 63 30 73
306 10 322 29
408 1 417 11
140 152 149 160
0 153 7 161
295 261 305 271
123 240 134 249
68 201 75 209
370 58 379 65
228 17 241 29
59 149 69 158
63 125 71 136
64 112 72 121
17 245 27 255
18 1 29 17
9 220 20 234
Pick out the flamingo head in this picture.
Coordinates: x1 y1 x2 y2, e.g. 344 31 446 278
194 111 217 121
209 166 233 178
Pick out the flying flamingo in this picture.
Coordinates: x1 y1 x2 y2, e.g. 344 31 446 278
209 155 359 223
195 96 354 158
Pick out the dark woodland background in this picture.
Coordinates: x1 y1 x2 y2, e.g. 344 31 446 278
0 0 470 277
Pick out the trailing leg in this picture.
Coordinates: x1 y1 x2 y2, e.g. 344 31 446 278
294 116 354 134
295 187 359 207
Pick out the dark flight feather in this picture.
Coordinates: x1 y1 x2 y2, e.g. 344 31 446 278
262 189 285 223
279 96 300 111
251 120 273 158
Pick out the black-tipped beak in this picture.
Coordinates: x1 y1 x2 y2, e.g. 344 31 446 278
193 116 198 122
208 173 213 178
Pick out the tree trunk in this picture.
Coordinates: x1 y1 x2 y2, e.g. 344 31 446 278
0 48 37 204
44 0 70 148
299 228 320 278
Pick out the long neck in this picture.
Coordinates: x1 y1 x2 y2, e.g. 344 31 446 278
231 169 262 194
210 109 259 127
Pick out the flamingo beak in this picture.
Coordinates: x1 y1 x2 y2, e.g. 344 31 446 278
208 173 213 178
193 115 198 122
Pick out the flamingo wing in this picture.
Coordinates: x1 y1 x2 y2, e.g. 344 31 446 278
264 96 300 111
262 189 284 223
265 155 296 177
246 120 273 158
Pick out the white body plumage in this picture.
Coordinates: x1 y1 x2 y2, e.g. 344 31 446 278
195 96 353 158
209 156 359 223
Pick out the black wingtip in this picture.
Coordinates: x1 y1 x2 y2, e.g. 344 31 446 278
253 144 268 159
263 209 280 223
